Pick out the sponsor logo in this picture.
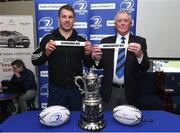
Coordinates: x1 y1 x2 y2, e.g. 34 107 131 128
74 22 87 29
73 0 88 15
3 58 22 62
78 34 88 40
50 112 63 124
19 22 31 25
90 3 116 10
90 34 113 41
40 84 49 97
38 17 53 31
38 4 66 10
120 0 135 11
90 16 102 29
106 20 115 26
40 71 48 77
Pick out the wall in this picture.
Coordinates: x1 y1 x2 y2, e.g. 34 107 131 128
136 0 180 59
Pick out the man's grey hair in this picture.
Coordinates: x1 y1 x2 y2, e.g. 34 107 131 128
114 10 132 21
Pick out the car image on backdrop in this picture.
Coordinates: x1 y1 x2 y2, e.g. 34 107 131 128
0 30 30 48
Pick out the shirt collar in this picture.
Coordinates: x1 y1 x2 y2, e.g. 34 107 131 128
117 32 129 39
116 32 130 44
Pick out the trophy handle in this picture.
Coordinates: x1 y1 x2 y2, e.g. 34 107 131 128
74 76 84 94
99 75 104 78
97 75 104 87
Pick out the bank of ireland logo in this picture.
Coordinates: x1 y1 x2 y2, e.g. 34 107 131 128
40 84 49 97
120 0 134 11
73 0 88 15
38 17 53 32
90 16 102 29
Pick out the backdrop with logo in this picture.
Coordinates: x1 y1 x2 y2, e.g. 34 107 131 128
35 0 137 109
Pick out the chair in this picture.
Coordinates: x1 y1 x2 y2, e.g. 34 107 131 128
138 72 164 110
163 73 180 114
155 71 176 112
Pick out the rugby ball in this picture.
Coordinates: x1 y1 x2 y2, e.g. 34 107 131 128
39 105 70 126
113 105 142 125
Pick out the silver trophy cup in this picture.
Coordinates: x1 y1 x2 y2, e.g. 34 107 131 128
75 69 106 131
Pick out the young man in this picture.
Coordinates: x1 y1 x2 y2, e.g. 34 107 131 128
32 4 93 110
92 10 150 110
6 60 37 112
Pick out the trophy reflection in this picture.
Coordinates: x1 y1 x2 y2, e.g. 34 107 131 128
75 68 106 131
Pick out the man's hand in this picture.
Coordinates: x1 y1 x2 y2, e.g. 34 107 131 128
92 45 102 61
128 43 143 58
84 41 93 55
14 72 21 78
45 40 56 56
0 82 2 90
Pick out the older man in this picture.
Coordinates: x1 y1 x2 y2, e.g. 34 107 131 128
92 10 150 110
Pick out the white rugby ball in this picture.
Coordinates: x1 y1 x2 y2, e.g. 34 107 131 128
39 105 70 126
113 105 142 125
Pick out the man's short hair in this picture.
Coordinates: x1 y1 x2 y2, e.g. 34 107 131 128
114 10 132 21
58 4 75 17
11 59 25 68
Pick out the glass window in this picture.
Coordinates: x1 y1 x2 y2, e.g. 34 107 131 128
152 60 180 72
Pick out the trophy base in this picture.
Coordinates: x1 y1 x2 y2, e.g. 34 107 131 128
78 118 106 131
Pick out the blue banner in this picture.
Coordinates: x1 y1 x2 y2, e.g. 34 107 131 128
34 0 137 108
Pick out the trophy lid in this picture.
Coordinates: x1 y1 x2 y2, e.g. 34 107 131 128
84 69 98 80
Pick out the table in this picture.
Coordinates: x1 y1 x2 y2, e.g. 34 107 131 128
0 93 17 122
1 110 180 132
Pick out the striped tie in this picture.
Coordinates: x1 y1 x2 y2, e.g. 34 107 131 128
116 36 125 78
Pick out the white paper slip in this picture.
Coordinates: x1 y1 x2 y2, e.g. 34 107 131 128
98 43 128 49
55 41 86 47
